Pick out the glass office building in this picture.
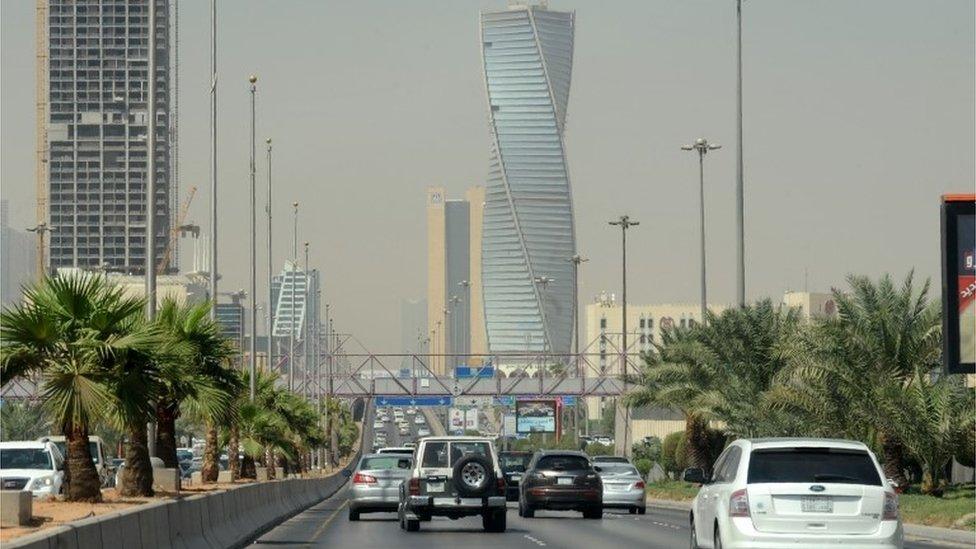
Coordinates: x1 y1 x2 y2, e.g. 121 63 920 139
480 2 576 354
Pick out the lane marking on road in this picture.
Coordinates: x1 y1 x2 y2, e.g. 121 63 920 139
523 534 546 546
309 498 349 542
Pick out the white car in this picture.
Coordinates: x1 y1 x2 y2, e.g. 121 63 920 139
373 421 384 430
417 428 431 437
685 438 903 549
0 441 65 497
414 416 425 425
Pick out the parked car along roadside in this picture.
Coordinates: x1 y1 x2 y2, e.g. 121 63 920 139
0 440 65 497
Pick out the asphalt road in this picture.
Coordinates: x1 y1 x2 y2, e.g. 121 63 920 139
251 407 962 549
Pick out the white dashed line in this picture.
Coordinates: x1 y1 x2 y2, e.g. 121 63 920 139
524 533 547 546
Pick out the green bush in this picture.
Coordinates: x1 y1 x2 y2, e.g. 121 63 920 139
661 431 688 478
632 436 662 464
584 442 615 457
634 458 652 478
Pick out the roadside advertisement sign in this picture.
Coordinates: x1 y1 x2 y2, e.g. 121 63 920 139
942 194 976 374
449 407 479 433
503 413 517 436
516 399 557 433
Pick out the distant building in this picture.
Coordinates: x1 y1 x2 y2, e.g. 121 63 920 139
271 261 320 339
426 186 486 374
215 302 244 348
51 268 208 306
44 0 173 274
781 290 838 320
1 199 37 305
480 2 577 356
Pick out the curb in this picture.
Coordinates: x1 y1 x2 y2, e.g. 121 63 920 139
644 497 976 546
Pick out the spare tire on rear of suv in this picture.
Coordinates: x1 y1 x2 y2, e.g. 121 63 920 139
453 453 495 497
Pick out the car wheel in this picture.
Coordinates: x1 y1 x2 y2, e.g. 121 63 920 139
689 516 700 549
583 507 603 519
406 519 420 532
637 506 646 515
348 509 360 521
629 507 637 515
483 509 506 532
713 525 722 549
522 502 535 519
453 453 495 498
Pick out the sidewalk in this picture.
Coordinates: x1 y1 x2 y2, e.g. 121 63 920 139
644 496 976 547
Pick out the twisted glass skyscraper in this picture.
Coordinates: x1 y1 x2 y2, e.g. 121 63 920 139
480 2 576 355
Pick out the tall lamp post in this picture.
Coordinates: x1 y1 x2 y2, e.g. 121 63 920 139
449 295 461 368
26 223 56 277
303 241 310 400
567 253 588 444
247 74 258 401
442 308 450 374
208 0 218 321
265 137 274 372
609 215 638 456
682 138 721 322
735 0 746 307
146 0 157 322
289 201 299 391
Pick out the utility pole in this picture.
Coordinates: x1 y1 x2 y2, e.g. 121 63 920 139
303 242 310 401
146 0 158 319
208 0 218 320
266 138 274 372
735 0 746 307
26 223 55 277
567 254 588 444
682 138 721 322
289 201 299 391
609 215 638 457
247 74 257 402
458 280 471 362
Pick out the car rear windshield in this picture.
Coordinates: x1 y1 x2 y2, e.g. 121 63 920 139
598 464 640 476
747 448 882 485
1 449 53 470
536 455 590 471
360 456 410 470
499 453 532 472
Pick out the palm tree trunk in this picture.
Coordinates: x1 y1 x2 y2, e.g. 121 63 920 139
119 423 154 497
155 400 179 469
228 424 241 480
265 449 276 479
330 410 339 466
64 423 103 502
201 421 220 482
241 454 256 479
880 434 909 487
685 413 713 476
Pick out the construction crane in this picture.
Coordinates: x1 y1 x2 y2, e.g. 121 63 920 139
157 185 197 275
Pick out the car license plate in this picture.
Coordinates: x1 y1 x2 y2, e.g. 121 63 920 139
800 496 833 513
557 477 573 485
510 474 521 482
427 481 445 493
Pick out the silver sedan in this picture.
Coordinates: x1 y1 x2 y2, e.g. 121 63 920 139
596 463 646 514
346 453 413 520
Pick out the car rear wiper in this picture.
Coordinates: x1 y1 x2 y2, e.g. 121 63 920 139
812 474 861 482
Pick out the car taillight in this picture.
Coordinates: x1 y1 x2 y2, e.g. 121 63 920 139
729 488 750 517
353 473 377 485
634 481 645 489
408 477 420 496
496 477 506 492
883 491 899 520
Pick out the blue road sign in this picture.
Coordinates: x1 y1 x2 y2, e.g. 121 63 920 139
376 396 453 407
455 365 495 379
493 395 576 406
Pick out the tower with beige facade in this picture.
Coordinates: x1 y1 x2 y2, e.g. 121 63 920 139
427 186 486 375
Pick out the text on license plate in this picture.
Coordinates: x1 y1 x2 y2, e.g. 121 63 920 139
800 496 833 513
557 477 574 485
510 475 522 481
427 482 445 492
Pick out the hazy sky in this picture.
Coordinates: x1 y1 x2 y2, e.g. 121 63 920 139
2 0 973 352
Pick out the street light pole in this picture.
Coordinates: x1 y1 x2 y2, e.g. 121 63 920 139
208 0 218 321
682 138 721 322
735 0 746 307
266 138 274 373
289 201 298 391
248 74 257 402
458 280 471 361
26 223 56 277
303 242 310 401
449 295 461 368
146 0 157 320
567 254 588 445
609 215 638 456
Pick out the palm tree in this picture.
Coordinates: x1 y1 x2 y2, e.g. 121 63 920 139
1 274 152 501
0 400 51 440
627 300 803 475
153 299 239 471
772 272 942 486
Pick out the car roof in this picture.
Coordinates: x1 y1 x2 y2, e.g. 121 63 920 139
535 450 588 458
0 441 50 449
743 438 870 451
419 436 492 443
362 453 411 459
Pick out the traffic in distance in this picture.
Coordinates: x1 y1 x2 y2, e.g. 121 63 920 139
247 405 958 549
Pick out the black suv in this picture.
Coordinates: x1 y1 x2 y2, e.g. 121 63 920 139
498 451 533 501
518 450 603 519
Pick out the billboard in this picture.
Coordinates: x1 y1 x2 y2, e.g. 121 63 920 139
941 195 976 374
516 399 557 434
448 408 479 433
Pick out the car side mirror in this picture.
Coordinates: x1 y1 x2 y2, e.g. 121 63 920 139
593 466 602 473
682 467 706 484
398 459 411 469
342 469 352 478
